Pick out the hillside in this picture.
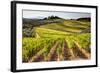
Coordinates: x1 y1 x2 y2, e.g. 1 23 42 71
39 19 90 33
23 18 91 37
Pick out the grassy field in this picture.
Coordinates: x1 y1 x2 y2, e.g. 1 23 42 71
22 18 91 62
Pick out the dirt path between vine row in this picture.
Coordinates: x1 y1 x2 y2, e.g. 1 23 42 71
28 49 45 63
74 42 91 59
47 41 59 61
62 40 75 60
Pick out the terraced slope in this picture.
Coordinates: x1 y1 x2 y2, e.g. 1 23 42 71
39 19 90 33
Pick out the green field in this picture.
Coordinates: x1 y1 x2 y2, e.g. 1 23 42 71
22 18 91 62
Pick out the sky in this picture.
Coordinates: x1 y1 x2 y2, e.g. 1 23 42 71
23 10 91 19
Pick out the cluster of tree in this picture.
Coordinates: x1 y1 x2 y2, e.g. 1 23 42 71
23 19 37 37
43 15 61 20
77 17 91 22
23 28 36 37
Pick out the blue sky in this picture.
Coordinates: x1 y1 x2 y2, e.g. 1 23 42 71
23 10 91 19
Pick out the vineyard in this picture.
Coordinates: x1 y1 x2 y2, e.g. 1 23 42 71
22 27 91 62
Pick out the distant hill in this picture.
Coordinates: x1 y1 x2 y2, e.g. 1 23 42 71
77 17 91 22
23 18 42 24
23 16 63 27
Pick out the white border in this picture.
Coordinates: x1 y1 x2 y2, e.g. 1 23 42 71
16 4 96 70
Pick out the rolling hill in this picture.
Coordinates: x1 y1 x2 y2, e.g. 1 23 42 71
22 17 91 62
